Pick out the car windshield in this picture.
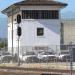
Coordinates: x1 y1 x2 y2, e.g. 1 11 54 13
26 52 35 55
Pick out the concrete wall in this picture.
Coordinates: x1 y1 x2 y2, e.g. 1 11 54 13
19 19 60 53
63 20 75 45
20 19 60 46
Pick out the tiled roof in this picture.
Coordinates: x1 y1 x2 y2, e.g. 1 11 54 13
2 0 67 14
14 0 67 6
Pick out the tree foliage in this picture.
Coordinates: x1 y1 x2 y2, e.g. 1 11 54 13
0 38 7 48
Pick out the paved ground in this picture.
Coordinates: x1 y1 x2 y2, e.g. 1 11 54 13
0 69 72 75
0 62 75 75
0 62 72 70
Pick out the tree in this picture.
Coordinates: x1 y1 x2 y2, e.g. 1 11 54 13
0 38 7 49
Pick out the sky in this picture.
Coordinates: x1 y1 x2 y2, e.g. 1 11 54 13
0 0 75 14
60 0 75 13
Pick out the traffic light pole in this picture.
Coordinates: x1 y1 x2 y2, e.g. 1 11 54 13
18 34 20 66
17 14 22 66
17 25 21 66
17 25 22 66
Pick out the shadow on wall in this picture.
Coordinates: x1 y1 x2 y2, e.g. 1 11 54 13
36 19 60 35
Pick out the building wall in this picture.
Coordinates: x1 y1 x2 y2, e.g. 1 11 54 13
20 6 64 10
19 19 60 53
8 12 21 54
20 19 60 46
63 20 75 45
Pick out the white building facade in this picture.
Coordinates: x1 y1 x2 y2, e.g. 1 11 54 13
2 0 67 54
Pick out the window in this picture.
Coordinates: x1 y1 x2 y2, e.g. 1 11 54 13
37 28 44 36
33 46 49 50
22 10 59 19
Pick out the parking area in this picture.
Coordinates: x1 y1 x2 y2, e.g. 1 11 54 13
0 47 75 75
0 50 71 63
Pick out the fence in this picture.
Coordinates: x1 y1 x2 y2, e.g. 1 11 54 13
0 45 75 74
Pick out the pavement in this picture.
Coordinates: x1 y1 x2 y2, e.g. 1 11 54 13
0 62 75 75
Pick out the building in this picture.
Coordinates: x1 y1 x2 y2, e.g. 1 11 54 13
63 19 75 45
2 0 67 55
61 19 75 53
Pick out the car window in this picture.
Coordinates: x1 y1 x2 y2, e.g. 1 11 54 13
26 52 35 55
44 52 53 55
39 52 54 55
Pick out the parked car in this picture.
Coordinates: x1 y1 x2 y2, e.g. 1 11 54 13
58 54 70 62
22 52 39 63
1 52 12 63
37 51 56 62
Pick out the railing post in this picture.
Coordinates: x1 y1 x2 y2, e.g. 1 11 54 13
69 42 73 75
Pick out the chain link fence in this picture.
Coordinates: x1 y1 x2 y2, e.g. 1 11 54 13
0 45 75 71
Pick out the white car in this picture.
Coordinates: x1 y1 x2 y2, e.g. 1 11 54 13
1 52 12 63
22 52 39 63
58 54 70 62
37 52 56 62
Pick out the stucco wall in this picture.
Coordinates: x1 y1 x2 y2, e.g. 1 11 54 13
19 19 61 54
20 19 60 46
63 20 75 45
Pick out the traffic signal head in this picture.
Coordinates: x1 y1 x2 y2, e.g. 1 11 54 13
17 14 21 24
17 26 22 36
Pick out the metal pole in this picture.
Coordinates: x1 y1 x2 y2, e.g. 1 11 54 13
11 7 14 62
18 26 20 66
69 42 73 75
70 48 73 75
17 13 21 66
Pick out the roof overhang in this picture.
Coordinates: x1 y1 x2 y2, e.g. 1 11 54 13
2 5 20 14
2 0 67 14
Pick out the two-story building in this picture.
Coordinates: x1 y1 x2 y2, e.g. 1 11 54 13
2 0 67 55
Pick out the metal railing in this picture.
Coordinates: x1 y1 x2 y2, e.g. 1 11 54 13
0 45 75 75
